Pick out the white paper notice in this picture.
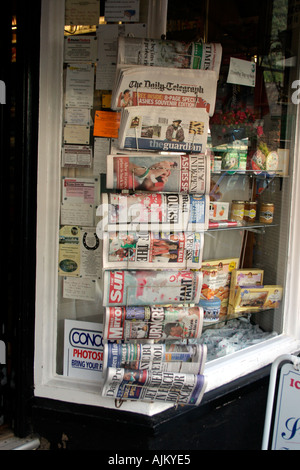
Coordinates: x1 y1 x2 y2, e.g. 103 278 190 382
65 64 95 108
93 137 111 174
80 227 102 279
95 23 147 90
64 108 91 126
104 0 140 22
63 277 96 301
64 36 97 63
65 0 100 25
63 124 90 145
62 177 100 205
227 57 256 87
62 145 93 168
60 202 94 226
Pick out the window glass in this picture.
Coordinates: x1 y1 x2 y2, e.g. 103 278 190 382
56 0 297 378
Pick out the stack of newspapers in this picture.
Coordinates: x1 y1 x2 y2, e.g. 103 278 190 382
111 37 221 153
116 37 222 74
101 305 208 406
111 66 218 152
98 38 222 407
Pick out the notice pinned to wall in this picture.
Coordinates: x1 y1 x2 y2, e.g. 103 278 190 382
65 0 100 26
227 57 256 87
93 110 120 138
104 0 140 22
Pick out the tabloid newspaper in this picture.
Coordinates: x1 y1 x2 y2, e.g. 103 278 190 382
103 342 207 375
117 106 209 153
97 192 209 233
103 305 204 341
117 37 222 76
102 367 207 406
102 230 204 269
102 270 203 306
111 66 218 116
106 152 211 194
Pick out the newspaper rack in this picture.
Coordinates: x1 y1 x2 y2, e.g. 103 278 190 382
262 354 300 450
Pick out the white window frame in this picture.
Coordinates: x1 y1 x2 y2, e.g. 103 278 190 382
34 0 300 416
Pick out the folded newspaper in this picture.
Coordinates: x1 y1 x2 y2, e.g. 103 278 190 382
97 192 209 233
103 305 204 341
111 66 218 116
103 343 207 375
117 37 222 76
102 367 207 406
106 152 211 194
102 270 203 306
117 106 209 153
102 230 204 269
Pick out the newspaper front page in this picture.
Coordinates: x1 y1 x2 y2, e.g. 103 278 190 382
106 152 211 194
103 342 207 375
97 192 209 233
103 305 204 341
117 106 209 153
102 367 207 405
102 270 203 306
102 230 204 269
117 37 222 75
111 66 218 116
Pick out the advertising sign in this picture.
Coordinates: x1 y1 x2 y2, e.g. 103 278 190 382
63 319 104 382
262 355 300 450
272 362 300 450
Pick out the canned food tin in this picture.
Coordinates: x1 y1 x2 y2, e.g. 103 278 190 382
231 200 245 223
244 201 257 223
259 203 274 224
198 297 221 324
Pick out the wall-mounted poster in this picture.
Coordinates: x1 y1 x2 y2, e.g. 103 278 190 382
104 0 140 22
65 64 94 109
65 0 100 25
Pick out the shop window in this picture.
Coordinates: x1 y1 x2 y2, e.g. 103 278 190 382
34 0 300 413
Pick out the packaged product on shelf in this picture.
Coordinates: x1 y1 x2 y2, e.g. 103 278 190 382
103 305 204 341
106 152 211 194
209 201 229 221
228 268 264 309
232 285 283 312
222 150 247 174
102 367 207 406
198 297 221 324
117 106 209 153
111 66 218 116
117 37 222 76
103 342 207 375
230 200 245 225
102 270 203 307
208 220 238 229
102 231 204 269
97 192 209 233
201 258 240 316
